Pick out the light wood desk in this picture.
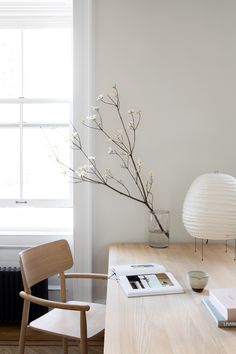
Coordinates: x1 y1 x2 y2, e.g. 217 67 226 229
104 243 236 354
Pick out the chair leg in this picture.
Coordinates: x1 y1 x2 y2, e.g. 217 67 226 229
80 311 88 354
63 338 68 354
18 300 30 354
79 340 88 354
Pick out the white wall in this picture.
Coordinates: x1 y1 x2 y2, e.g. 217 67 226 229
90 0 236 300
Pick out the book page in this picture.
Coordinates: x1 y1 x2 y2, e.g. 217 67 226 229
126 273 174 290
112 263 166 276
117 270 184 297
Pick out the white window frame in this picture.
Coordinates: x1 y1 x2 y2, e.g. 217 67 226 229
0 99 72 208
0 7 73 208
73 0 95 301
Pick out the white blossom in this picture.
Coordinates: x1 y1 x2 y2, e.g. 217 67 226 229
72 132 79 138
108 147 115 154
115 130 123 141
75 168 86 177
105 168 112 177
86 114 96 120
103 168 113 180
88 156 95 160
84 164 91 171
97 94 104 101
128 121 134 129
137 159 142 167
75 163 95 176
128 109 135 114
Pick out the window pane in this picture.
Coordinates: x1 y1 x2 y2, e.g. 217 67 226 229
23 127 70 199
0 104 20 124
23 103 71 124
0 29 21 98
23 29 72 98
0 207 72 233
0 128 20 198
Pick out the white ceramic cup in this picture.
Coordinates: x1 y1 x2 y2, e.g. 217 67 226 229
187 270 209 292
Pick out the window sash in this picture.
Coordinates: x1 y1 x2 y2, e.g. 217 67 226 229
0 100 72 207
0 13 72 208
0 199 72 207
0 98 72 126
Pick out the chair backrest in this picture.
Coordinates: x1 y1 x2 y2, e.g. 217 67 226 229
19 239 73 291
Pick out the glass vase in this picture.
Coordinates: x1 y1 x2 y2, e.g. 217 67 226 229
148 209 170 248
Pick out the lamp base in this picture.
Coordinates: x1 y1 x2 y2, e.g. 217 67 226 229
194 238 236 261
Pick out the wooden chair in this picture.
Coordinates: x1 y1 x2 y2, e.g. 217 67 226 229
18 239 107 354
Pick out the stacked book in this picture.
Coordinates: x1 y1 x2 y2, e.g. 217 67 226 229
202 288 236 328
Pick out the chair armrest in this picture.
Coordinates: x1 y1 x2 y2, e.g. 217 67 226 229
64 272 108 280
19 291 90 311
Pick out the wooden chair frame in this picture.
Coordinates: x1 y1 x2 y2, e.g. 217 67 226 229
18 240 107 354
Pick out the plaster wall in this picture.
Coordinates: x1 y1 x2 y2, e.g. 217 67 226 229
92 0 236 299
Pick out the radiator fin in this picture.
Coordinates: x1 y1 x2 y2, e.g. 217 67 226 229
0 267 48 324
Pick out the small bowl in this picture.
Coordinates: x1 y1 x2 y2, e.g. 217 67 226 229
187 270 209 292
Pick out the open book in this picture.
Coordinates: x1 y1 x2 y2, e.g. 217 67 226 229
111 263 184 298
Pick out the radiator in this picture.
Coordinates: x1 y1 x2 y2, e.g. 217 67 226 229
0 267 48 324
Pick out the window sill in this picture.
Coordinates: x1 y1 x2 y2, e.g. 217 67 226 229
0 230 73 237
0 230 73 250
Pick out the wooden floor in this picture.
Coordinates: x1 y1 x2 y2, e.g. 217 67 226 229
0 346 103 353
0 326 104 353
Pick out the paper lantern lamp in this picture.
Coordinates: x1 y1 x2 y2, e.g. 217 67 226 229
183 173 236 240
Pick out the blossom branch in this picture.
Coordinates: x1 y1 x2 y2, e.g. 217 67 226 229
111 88 149 202
109 148 146 200
99 87 150 203
83 110 129 154
64 87 168 237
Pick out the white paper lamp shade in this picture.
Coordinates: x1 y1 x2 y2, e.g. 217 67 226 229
183 173 236 240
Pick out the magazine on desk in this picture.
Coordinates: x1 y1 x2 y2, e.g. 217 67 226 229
111 263 184 298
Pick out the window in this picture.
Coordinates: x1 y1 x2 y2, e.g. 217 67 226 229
0 1 73 233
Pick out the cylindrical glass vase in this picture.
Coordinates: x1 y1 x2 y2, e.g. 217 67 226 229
148 209 170 248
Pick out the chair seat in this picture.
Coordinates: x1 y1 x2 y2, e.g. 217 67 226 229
29 301 106 340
